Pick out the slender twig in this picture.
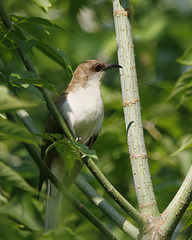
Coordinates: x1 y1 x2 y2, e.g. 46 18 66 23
16 110 42 138
160 166 192 237
76 176 139 239
113 0 160 218
84 156 147 226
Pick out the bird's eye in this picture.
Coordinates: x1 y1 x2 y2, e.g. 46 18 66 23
93 64 103 72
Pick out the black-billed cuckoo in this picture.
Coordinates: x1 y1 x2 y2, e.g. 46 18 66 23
38 60 122 231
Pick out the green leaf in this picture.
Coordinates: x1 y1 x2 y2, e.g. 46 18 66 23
47 226 85 240
11 15 70 38
31 0 52 13
168 67 192 106
13 38 37 59
73 142 99 162
0 42 12 66
9 70 36 80
12 15 68 33
36 42 73 77
169 68 192 99
16 84 44 101
41 133 62 142
181 213 192 231
177 45 192 65
17 22 49 42
54 139 82 175
171 134 192 156
0 86 37 113
9 71 58 95
0 216 24 240
0 161 36 194
0 119 41 144
0 195 43 231
187 202 192 210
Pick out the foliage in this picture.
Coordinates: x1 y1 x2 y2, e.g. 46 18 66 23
0 0 192 239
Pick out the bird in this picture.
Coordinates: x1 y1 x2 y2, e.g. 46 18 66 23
38 59 122 231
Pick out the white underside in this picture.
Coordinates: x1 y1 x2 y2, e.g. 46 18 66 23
61 81 104 144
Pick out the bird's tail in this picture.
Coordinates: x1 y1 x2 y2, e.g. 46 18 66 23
44 156 64 232
44 158 83 231
44 180 63 232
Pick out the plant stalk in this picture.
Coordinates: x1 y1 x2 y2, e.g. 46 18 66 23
113 0 160 218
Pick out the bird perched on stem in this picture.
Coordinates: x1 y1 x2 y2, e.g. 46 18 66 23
38 60 122 231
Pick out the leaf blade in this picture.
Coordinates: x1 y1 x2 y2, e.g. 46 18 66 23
0 119 41 144
0 86 37 113
36 42 73 77
0 161 37 194
177 45 192 65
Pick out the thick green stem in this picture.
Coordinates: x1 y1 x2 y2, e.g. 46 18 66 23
113 0 160 218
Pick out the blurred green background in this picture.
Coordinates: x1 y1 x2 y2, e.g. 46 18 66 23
0 0 192 239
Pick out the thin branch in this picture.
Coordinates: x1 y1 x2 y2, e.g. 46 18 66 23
160 165 192 237
113 0 160 218
16 110 42 138
76 176 139 239
84 156 147 226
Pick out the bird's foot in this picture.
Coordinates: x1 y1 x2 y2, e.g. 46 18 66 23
75 137 82 142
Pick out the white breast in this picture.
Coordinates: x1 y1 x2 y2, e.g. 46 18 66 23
61 84 104 144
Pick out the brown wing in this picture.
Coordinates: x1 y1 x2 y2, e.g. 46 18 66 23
38 92 68 194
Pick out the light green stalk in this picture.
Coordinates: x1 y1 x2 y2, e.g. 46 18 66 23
113 0 160 218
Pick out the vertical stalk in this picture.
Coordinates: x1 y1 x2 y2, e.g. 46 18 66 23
113 0 160 218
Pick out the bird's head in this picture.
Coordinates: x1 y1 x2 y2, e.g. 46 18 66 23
70 60 122 89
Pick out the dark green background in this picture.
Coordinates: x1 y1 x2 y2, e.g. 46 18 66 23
0 0 192 239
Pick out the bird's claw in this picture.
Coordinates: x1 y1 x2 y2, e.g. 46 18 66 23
75 137 82 142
